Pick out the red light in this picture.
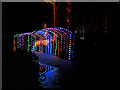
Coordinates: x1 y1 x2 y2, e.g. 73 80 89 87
67 2 71 6
68 10 71 12
67 20 69 22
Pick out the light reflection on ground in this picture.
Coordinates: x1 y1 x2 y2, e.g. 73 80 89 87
36 52 77 88
38 64 59 88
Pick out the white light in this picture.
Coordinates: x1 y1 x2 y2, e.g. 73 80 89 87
75 30 77 34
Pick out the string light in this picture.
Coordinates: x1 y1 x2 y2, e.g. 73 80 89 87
40 30 58 55
17 35 19 49
31 34 33 52
68 34 71 60
13 27 74 60
27 34 30 52
42 28 63 52
58 39 59 56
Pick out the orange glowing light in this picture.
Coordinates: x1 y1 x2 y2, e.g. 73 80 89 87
42 40 49 46
43 23 47 28
34 39 49 47
45 31 47 35
34 40 41 47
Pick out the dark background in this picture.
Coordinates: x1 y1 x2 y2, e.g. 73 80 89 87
2 2 120 89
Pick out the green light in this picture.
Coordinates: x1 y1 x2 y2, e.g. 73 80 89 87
43 30 58 37
27 35 29 52
15 47 16 51
55 36 57 55
17 35 19 48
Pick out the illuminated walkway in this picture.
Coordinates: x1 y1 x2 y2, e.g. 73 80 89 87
35 52 81 88
35 52 76 71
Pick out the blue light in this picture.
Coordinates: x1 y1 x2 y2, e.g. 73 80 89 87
38 64 59 88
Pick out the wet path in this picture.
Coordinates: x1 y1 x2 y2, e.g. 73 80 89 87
34 52 120 89
35 52 82 88
35 52 76 70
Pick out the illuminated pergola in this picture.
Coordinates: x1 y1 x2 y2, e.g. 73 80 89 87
13 27 75 60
